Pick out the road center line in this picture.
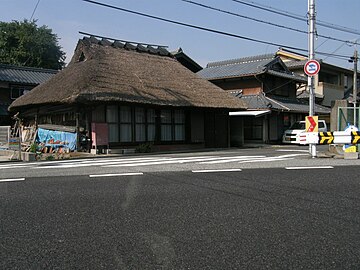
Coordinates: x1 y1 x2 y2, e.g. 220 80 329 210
285 166 334 170
0 178 25 182
192 169 242 173
89 173 144 178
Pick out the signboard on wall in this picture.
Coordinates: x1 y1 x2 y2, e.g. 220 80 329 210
91 122 109 148
8 137 20 150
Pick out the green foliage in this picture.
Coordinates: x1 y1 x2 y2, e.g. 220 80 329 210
29 143 37 153
136 143 153 153
0 19 65 69
45 155 55 161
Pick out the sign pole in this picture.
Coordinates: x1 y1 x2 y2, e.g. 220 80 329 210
308 0 317 158
353 49 358 127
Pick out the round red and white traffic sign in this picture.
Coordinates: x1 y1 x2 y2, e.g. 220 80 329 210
304 60 320 76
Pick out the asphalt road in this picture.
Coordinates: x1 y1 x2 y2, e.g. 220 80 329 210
1 165 360 269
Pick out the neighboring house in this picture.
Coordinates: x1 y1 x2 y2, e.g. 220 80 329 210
9 36 246 152
0 64 57 125
277 48 357 108
198 54 330 145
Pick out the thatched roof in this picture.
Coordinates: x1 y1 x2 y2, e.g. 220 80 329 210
9 36 246 111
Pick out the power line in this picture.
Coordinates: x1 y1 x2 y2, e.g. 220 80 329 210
324 38 360 61
181 0 360 46
81 0 306 51
81 0 352 61
231 0 360 36
30 0 41 20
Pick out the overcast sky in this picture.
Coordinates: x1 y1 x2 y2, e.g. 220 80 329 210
1 0 359 69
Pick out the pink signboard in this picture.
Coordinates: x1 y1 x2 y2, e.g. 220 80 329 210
91 122 109 147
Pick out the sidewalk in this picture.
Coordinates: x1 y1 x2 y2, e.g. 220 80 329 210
0 155 10 162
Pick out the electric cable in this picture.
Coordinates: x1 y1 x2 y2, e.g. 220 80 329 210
181 0 359 46
81 0 353 61
30 0 41 20
231 0 360 36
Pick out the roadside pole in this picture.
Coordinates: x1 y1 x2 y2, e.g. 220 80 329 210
308 0 317 158
351 50 358 126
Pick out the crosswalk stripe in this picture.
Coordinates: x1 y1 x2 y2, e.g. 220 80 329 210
0 178 25 182
239 157 293 164
285 166 334 170
0 153 310 170
89 173 143 178
192 169 242 173
199 156 265 164
32 157 172 169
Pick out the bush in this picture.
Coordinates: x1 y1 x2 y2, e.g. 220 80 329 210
136 143 153 153
29 143 37 153
45 155 55 161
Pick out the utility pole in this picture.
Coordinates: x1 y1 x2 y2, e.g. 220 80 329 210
308 0 317 158
349 50 358 126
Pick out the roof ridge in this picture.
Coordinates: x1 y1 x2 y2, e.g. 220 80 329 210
206 53 275 68
81 33 172 57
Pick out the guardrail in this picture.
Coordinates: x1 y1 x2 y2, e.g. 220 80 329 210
299 131 360 145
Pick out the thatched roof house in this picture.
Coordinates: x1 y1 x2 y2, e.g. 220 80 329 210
10 36 246 111
10 36 247 151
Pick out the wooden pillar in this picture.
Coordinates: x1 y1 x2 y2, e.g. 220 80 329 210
76 111 80 151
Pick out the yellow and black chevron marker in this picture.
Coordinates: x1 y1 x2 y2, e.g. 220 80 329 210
319 132 334 144
351 131 360 144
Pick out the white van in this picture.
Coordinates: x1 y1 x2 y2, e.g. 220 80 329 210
282 120 327 144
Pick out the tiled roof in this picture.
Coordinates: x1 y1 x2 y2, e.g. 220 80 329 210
206 54 275 68
198 54 275 80
0 64 57 85
198 54 306 82
235 94 331 114
297 90 324 99
284 60 307 69
267 70 307 83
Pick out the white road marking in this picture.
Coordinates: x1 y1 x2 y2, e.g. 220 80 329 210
0 153 311 171
0 165 33 169
198 156 266 164
192 169 242 173
89 173 144 178
285 166 334 170
32 157 171 169
238 153 307 164
0 178 25 182
102 157 222 167
276 149 309 153
239 158 294 163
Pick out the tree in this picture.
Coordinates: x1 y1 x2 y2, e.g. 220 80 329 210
0 20 65 70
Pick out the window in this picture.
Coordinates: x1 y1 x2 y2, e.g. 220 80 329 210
147 109 156 141
160 109 186 142
161 110 172 141
135 108 146 142
11 86 31 99
174 110 185 141
105 106 186 144
120 106 132 142
319 72 339 85
106 105 119 142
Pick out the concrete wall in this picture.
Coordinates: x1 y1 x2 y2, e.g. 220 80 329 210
330 100 348 131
